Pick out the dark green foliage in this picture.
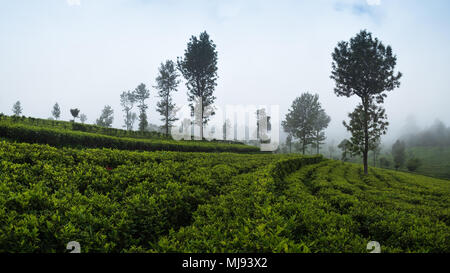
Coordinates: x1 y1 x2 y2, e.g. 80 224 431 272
343 102 388 157
407 158 422 172
379 157 391 168
392 140 406 170
177 31 218 139
0 141 287 252
282 93 329 155
155 60 180 136
312 110 331 154
96 105 114 128
0 120 259 153
154 159 449 253
331 30 402 174
286 135 293 153
338 139 352 161
70 108 80 121
52 103 61 120
133 83 150 132
0 139 448 253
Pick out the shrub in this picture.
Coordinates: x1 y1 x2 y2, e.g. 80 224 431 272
407 158 422 172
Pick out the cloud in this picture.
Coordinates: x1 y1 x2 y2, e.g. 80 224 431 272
334 0 381 16
366 0 381 6
67 0 81 6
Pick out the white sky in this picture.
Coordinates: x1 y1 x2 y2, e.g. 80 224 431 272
1 0 449 144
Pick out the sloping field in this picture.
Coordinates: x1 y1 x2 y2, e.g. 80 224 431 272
0 141 448 253
407 146 450 179
0 119 258 153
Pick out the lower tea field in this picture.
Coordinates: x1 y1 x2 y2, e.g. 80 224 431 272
0 141 448 252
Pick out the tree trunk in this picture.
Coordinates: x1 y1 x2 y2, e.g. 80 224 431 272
165 97 169 137
316 134 319 154
302 137 306 155
363 99 369 175
200 107 204 140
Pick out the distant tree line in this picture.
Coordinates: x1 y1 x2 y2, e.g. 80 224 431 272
402 120 450 147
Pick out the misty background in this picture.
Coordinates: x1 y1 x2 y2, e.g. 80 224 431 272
1 0 450 146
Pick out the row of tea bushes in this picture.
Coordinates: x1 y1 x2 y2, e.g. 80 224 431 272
0 121 259 153
0 141 303 252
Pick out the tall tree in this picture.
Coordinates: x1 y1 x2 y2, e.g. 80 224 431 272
79 113 87 124
129 112 137 131
311 110 331 154
392 139 406 170
338 139 352 161
120 91 136 131
343 102 389 164
371 139 381 167
286 134 293 153
177 31 218 139
96 105 114 128
133 83 150 132
12 101 22 116
52 103 61 120
331 30 402 174
155 60 180 136
70 108 80 122
282 93 321 155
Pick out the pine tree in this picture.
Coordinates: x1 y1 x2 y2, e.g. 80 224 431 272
12 101 22 116
155 60 180 136
178 31 218 139
120 91 136 131
96 105 114 128
311 110 331 154
52 103 61 120
133 83 150 132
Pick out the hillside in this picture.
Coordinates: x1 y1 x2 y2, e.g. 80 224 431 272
0 115 258 153
406 146 450 179
1 140 448 253
343 145 450 180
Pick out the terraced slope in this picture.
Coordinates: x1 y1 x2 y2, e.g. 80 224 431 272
0 141 305 252
0 119 259 153
155 161 449 253
0 141 448 253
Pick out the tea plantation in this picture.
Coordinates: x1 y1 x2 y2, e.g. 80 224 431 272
0 139 448 253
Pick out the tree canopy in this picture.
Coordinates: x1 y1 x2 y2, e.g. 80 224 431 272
12 101 22 116
70 108 80 121
96 105 114 128
178 31 218 139
52 103 61 120
282 92 328 155
155 60 180 136
133 83 150 132
120 91 136 131
331 30 402 174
